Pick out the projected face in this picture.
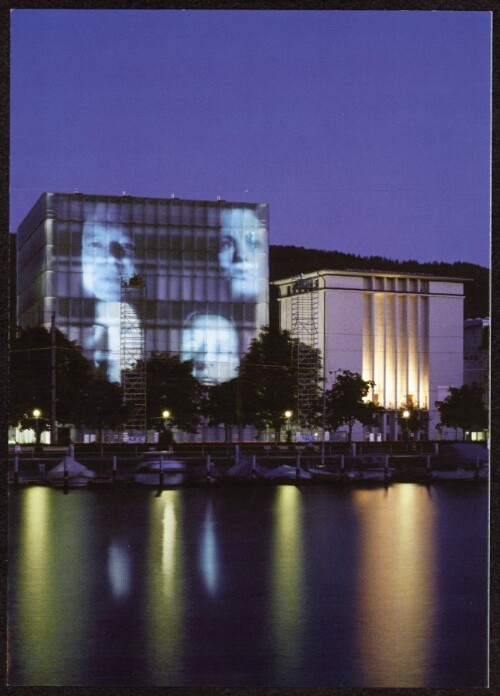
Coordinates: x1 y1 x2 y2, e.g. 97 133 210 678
219 209 266 299
181 314 239 385
82 222 135 300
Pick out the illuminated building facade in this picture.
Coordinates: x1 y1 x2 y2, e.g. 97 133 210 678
274 269 465 440
17 192 269 386
464 317 489 406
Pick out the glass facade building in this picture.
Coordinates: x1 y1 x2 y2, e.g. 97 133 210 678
17 192 269 384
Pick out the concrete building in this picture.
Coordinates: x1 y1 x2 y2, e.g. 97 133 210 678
464 317 489 398
274 269 466 441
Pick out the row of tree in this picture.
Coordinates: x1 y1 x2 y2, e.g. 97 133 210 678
9 325 488 441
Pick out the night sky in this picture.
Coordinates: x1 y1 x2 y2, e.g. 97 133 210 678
10 9 491 267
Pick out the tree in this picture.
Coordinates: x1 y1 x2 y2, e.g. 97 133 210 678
10 326 127 437
10 326 96 431
397 401 429 440
205 378 241 442
325 370 378 442
436 384 488 439
143 353 206 433
237 326 322 439
78 378 130 439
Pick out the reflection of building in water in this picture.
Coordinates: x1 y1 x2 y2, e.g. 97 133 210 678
271 486 304 680
274 269 465 440
199 499 219 597
352 486 436 687
16 192 269 386
146 492 184 682
15 489 94 684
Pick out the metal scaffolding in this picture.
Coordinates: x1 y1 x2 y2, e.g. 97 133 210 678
120 274 147 436
290 275 320 429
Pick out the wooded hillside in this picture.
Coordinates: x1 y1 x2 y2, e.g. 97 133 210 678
269 245 489 319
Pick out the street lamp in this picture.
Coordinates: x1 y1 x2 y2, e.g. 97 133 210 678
402 409 410 441
160 410 173 449
284 410 292 443
33 408 41 444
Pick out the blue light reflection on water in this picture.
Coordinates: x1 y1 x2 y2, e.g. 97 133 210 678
7 483 488 687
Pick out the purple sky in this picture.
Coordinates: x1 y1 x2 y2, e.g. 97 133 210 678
10 9 491 267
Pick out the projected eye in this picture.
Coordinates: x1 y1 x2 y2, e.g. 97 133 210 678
219 237 235 251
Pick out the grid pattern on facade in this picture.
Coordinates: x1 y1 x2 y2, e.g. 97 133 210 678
291 278 319 428
120 276 147 434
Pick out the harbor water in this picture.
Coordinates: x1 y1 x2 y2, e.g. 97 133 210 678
7 482 488 687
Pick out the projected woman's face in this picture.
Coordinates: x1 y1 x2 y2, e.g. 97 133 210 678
181 314 239 385
219 209 266 299
82 222 135 300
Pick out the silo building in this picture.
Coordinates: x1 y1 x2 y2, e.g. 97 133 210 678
273 269 466 441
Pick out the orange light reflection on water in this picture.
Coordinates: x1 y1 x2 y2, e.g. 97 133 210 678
353 484 437 687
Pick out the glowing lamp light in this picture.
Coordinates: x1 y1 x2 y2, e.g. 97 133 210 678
284 410 292 419
403 410 410 419
33 409 41 418
162 410 171 419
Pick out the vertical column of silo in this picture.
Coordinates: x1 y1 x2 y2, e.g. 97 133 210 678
396 293 408 408
419 296 430 408
408 294 419 403
374 293 385 405
385 293 396 409
362 292 374 394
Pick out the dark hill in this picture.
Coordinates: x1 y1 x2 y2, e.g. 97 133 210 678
269 245 489 319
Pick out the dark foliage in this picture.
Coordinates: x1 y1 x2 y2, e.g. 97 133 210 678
143 352 206 433
270 245 489 319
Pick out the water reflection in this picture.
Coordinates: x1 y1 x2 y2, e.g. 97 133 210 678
271 486 304 681
353 484 436 687
199 499 219 597
107 541 132 600
8 485 487 687
146 491 184 682
13 489 95 684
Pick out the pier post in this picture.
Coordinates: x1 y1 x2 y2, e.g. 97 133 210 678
39 462 45 484
112 455 117 483
351 443 356 457
296 451 301 480
234 444 240 467
384 454 389 480
252 454 257 478
159 455 164 488
69 444 75 459
206 454 211 482
340 454 345 471
426 454 432 472
434 442 439 455
14 455 19 485
63 456 69 485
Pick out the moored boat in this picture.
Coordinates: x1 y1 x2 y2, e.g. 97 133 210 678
431 464 489 481
258 464 312 482
46 456 96 488
134 451 187 486
308 466 346 482
345 466 395 483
